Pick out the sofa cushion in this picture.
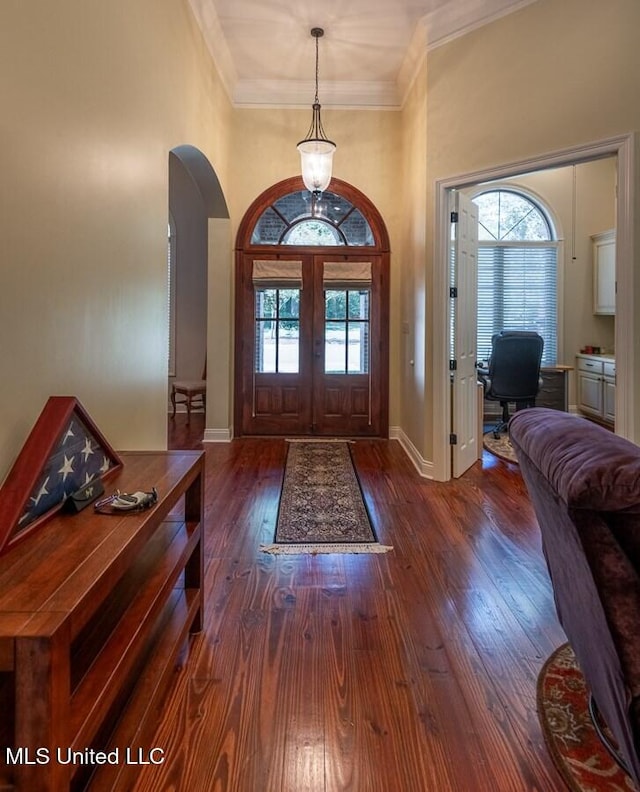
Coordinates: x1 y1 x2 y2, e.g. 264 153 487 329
509 408 640 512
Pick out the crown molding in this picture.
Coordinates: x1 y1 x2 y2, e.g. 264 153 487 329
188 0 539 111
233 79 400 110
424 0 539 51
186 0 237 103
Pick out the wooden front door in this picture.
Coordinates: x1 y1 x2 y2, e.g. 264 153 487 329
237 253 385 436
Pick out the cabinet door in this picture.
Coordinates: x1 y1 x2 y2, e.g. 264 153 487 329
592 230 615 315
578 372 603 416
604 378 616 423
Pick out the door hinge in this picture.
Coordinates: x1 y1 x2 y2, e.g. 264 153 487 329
450 286 458 298
449 359 457 371
449 433 457 445
450 211 459 223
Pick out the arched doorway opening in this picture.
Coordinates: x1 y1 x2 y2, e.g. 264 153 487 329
168 145 229 432
234 176 390 437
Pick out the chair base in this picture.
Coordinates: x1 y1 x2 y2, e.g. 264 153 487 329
490 400 536 440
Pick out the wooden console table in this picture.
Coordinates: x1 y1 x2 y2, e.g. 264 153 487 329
0 450 204 792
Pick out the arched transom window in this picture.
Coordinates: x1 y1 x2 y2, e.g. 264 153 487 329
473 188 558 365
251 190 375 246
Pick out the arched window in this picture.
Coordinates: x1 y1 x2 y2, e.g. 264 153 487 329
473 189 558 365
250 190 375 246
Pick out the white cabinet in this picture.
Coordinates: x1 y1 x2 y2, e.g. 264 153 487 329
592 229 616 315
603 360 616 423
576 354 615 425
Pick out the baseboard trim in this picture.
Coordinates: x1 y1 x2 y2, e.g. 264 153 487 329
203 428 233 443
389 426 434 479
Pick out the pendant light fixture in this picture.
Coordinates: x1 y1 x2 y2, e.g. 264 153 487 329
297 27 336 197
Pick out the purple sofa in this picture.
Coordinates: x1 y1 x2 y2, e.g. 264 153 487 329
510 408 640 783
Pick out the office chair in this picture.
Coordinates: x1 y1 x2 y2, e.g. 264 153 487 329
477 331 544 439
170 361 206 424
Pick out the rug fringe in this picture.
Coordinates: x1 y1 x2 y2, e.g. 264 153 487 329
285 438 354 444
260 543 393 555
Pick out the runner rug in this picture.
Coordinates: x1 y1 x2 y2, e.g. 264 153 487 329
261 441 392 555
537 642 637 791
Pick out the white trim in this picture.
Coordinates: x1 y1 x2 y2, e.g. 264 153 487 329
186 0 237 104
424 0 539 52
434 133 636 481
233 79 400 110
167 215 177 378
390 426 434 479
203 428 233 443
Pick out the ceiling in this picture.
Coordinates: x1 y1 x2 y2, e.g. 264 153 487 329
187 0 538 108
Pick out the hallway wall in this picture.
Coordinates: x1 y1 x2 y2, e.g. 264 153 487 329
0 0 232 480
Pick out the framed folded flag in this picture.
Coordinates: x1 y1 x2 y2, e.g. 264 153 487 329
0 396 122 555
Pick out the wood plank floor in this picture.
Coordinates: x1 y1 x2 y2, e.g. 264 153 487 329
132 417 567 792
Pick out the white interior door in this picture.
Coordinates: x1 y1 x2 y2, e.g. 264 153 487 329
451 191 479 477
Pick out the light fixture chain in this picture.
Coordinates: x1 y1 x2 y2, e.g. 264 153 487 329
315 32 320 104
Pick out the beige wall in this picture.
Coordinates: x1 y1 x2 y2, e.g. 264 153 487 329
398 62 428 455
413 0 640 464
0 0 232 480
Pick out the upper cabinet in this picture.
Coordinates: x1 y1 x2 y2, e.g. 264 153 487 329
592 229 616 315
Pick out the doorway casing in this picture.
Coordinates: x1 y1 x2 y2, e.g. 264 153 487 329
434 133 636 482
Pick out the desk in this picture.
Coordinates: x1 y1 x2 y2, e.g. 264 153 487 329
538 365 572 412
480 365 572 420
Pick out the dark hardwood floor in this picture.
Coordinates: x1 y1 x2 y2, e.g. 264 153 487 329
133 416 567 791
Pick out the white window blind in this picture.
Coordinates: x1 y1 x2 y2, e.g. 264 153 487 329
477 242 558 365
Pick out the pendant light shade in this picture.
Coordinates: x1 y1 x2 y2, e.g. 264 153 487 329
297 28 336 196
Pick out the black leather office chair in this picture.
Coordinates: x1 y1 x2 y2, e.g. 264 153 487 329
477 331 544 438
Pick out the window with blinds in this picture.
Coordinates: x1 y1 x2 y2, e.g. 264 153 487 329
474 190 558 366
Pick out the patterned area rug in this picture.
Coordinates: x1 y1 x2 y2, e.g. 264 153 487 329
483 431 519 464
537 643 637 791
261 441 392 555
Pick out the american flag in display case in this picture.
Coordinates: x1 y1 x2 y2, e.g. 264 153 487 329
0 397 122 554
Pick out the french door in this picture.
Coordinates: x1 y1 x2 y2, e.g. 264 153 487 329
237 253 386 436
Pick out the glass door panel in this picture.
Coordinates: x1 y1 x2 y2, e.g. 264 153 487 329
254 288 300 374
324 289 370 374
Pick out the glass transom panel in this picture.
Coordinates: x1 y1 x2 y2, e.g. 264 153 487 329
250 190 374 246
474 190 552 241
